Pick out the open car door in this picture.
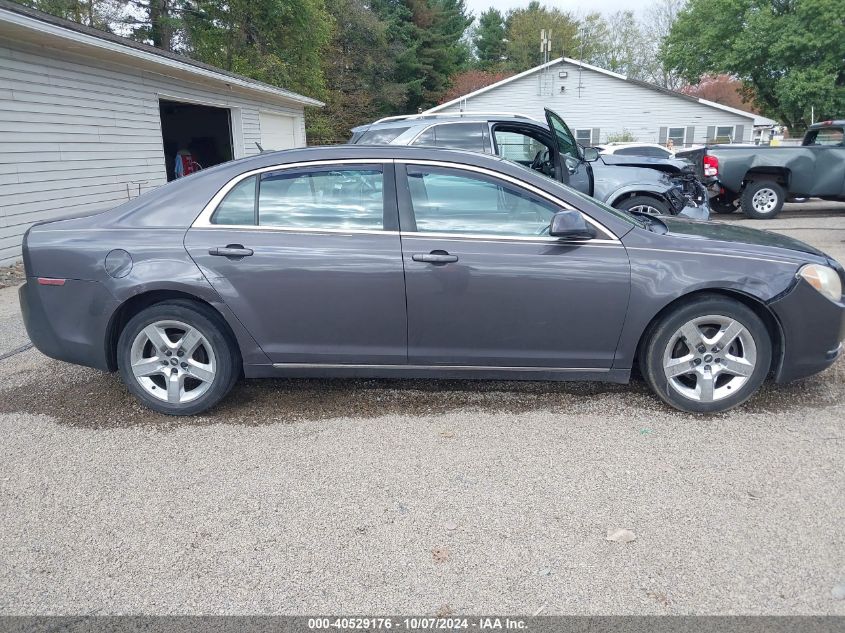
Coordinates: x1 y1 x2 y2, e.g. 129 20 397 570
545 108 592 195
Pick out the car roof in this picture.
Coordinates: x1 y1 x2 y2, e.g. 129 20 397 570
352 112 543 133
807 120 845 129
603 142 666 148
91 144 636 239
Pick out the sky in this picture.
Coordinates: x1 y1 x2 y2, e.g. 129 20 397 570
464 0 639 18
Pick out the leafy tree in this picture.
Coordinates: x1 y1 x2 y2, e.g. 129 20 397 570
662 0 845 131
307 0 407 142
15 0 118 30
682 74 757 111
183 0 332 98
473 8 506 70
504 1 578 72
643 0 687 90
438 69 514 103
586 11 647 77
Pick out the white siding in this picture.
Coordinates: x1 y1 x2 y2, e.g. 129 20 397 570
436 60 754 147
0 38 308 265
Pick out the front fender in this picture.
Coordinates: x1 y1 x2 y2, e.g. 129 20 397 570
603 183 673 207
614 227 804 370
592 164 678 204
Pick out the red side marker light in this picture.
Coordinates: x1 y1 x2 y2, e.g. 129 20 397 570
37 277 66 286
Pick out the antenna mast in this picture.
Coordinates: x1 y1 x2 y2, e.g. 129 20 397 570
539 29 553 95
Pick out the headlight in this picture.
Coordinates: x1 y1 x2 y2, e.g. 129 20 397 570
798 264 842 302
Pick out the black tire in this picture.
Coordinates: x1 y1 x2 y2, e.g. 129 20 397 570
117 300 240 415
740 180 785 219
640 295 772 414
614 195 672 216
710 198 737 214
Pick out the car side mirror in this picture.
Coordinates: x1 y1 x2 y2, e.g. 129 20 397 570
549 210 596 240
583 147 600 162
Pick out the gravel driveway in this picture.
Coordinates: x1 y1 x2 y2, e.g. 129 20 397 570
0 209 843 615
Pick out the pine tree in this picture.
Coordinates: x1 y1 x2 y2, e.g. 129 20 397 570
473 8 506 70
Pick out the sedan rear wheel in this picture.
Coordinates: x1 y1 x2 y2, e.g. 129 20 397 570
118 301 239 415
641 296 772 413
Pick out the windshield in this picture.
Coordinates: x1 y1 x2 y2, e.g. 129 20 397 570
507 160 647 229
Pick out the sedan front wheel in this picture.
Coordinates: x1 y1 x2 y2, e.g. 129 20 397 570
117 301 240 415
641 296 772 413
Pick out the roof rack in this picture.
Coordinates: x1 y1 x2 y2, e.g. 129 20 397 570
373 111 538 124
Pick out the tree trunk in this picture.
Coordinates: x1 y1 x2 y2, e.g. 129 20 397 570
150 0 173 51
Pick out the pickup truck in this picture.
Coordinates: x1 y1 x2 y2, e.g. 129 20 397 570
681 120 845 219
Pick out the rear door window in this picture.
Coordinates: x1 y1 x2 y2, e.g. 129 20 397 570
412 123 487 152
211 175 257 225
257 167 385 230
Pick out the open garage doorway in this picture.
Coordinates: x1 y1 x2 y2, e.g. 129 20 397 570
159 99 234 181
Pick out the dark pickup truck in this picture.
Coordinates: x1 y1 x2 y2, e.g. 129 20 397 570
681 120 845 219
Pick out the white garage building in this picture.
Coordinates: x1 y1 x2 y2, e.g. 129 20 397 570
0 0 322 265
426 57 774 148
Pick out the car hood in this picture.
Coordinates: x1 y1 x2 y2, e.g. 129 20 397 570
658 216 827 259
600 154 692 174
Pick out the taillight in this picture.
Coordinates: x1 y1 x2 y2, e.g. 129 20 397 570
703 154 719 177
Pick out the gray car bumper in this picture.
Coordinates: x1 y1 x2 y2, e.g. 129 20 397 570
19 279 119 372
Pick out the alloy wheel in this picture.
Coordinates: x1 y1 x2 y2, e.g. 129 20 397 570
129 320 217 404
751 187 779 214
661 315 757 403
628 204 663 216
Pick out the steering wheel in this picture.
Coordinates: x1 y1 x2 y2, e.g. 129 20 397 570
530 149 549 171
535 223 551 236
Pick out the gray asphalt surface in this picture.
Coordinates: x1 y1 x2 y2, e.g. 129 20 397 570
0 205 844 615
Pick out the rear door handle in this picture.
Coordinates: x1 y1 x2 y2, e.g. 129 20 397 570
209 245 254 258
412 252 459 264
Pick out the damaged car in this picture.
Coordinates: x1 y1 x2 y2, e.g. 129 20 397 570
350 108 710 219
680 119 845 219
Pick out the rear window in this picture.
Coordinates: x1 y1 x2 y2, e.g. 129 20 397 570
352 127 411 145
803 127 844 146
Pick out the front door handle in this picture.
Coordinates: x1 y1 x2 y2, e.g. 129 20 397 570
412 251 459 264
209 245 254 258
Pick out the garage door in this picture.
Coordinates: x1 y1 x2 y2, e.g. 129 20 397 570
259 111 297 150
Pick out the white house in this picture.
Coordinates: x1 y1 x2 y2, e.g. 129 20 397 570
426 57 775 149
0 0 322 265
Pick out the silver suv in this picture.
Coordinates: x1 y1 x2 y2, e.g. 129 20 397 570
351 108 709 219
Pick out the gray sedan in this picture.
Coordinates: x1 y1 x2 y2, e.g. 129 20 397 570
19 146 845 415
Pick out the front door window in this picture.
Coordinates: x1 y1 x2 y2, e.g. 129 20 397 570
545 108 581 161
406 166 558 237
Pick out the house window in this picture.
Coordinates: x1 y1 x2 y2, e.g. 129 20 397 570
667 127 686 146
716 126 735 142
575 129 592 145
